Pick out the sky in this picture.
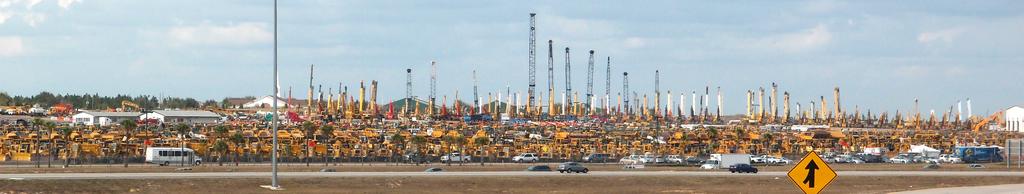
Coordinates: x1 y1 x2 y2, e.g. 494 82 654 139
1 0 1022 116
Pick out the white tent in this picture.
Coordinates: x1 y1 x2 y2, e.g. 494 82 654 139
910 145 941 158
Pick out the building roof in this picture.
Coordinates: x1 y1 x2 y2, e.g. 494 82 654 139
152 110 221 118
78 111 142 117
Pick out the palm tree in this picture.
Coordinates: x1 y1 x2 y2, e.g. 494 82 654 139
390 133 405 165
301 121 315 166
120 119 137 168
42 121 56 168
319 125 335 166
231 133 244 166
455 135 468 166
60 127 72 168
30 118 44 168
213 140 228 166
174 124 190 166
474 136 490 166
410 136 427 166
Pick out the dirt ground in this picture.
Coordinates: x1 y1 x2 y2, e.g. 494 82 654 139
3 175 1023 194
1 162 1021 173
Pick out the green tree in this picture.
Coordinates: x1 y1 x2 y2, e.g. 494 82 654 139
301 121 315 166
231 133 245 166
60 127 73 168
473 136 490 166
175 124 191 166
390 133 406 165
319 125 335 166
120 119 137 168
410 136 427 166
213 140 229 166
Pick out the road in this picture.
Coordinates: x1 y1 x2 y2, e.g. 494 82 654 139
4 171 1024 180
893 183 1024 194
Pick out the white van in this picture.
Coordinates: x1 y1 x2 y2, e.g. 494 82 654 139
145 147 202 166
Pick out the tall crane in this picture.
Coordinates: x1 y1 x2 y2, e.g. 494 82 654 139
655 70 660 117
547 40 555 117
564 47 572 110
430 61 437 117
307 64 314 116
528 13 537 114
473 69 479 114
622 72 629 114
586 50 595 112
605 56 611 114
406 68 413 115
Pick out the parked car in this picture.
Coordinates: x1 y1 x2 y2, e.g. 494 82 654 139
968 164 986 169
513 153 540 163
939 154 962 163
583 153 612 163
557 162 589 173
729 164 759 173
619 154 641 164
440 152 471 163
666 155 685 164
889 156 911 164
403 153 429 164
526 165 552 171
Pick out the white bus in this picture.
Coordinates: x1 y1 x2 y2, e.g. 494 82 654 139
145 147 203 166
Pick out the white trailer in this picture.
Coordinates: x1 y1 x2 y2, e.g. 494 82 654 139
145 147 202 166
702 154 751 169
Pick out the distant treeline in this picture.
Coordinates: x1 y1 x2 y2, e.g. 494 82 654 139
0 91 219 110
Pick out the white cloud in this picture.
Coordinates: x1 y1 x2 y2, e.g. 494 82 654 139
21 11 42 26
749 24 832 53
802 0 845 14
0 36 25 57
25 0 41 10
57 0 80 10
541 14 618 40
168 22 272 46
0 11 11 24
917 28 966 44
623 37 647 49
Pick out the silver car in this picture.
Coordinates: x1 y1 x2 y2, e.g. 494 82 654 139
557 162 589 173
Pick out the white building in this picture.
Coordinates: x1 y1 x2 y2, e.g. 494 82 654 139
1006 106 1024 132
141 110 222 124
242 95 298 108
72 111 142 126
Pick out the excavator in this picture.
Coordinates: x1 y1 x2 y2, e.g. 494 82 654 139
120 100 141 112
972 109 1005 131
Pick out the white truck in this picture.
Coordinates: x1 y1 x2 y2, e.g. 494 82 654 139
701 154 751 169
512 153 540 163
440 152 472 163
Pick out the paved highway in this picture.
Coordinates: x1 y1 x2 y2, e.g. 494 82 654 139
893 183 1024 194
3 171 1024 180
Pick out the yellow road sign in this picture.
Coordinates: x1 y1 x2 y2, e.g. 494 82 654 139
787 151 836 194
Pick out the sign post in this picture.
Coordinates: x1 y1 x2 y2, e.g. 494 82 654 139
787 151 836 194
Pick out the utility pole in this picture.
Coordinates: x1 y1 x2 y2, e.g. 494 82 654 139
268 0 281 189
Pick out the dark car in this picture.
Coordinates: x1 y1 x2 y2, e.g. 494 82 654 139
729 164 758 173
583 153 612 163
526 165 552 171
557 162 589 173
404 153 429 164
424 167 443 172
